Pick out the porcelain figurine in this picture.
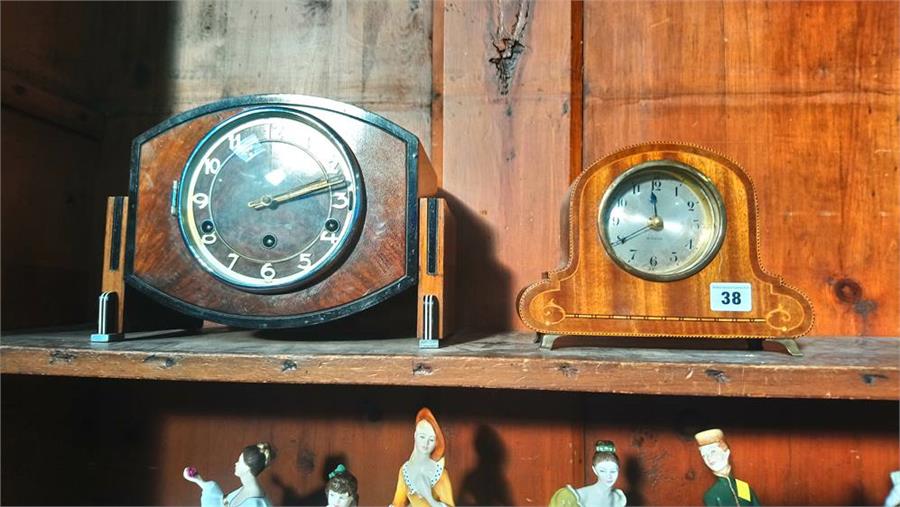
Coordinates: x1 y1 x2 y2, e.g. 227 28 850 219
884 470 900 507
183 442 275 507
695 429 760 506
326 464 358 507
549 440 626 507
390 408 454 507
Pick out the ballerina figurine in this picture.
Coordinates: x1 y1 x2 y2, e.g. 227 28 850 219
183 442 275 507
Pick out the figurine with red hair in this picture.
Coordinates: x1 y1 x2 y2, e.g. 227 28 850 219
390 408 454 507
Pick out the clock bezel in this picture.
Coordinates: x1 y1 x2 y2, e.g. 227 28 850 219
597 159 727 282
124 94 425 328
175 106 366 294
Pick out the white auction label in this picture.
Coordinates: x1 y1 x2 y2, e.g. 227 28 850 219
710 282 752 312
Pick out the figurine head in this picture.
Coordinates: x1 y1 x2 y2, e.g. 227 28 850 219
695 429 731 477
591 440 620 488
414 408 445 461
326 464 358 507
236 442 275 477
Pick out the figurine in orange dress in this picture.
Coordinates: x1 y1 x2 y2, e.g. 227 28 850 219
390 408 454 507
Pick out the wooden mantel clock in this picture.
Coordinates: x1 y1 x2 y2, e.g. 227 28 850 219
518 143 813 354
93 95 454 347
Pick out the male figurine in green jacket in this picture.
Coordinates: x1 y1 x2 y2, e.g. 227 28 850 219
695 429 761 506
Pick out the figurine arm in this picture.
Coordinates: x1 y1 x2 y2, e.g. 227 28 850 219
390 468 409 507
184 467 226 507
432 469 454 507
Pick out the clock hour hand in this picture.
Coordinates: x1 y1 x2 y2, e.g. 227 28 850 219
650 191 659 218
248 174 346 210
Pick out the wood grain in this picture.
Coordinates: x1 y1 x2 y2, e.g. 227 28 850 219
438 0 574 331
417 197 457 340
129 102 425 323
582 396 899 506
2 375 896 506
519 143 815 339
582 1 900 336
2 329 897 400
0 108 101 330
1 70 105 139
100 196 128 333
98 1 432 147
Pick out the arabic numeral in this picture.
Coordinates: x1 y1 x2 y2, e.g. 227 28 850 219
260 262 276 280
226 253 239 270
203 158 221 175
686 201 696 211
297 253 312 270
320 230 339 245
201 232 217 245
649 256 658 267
720 291 742 305
332 191 350 209
651 179 662 191
228 132 242 151
617 197 627 208
669 251 678 263
192 193 209 209
629 249 637 261
631 184 640 195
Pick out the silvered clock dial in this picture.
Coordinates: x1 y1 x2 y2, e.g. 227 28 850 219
597 160 726 281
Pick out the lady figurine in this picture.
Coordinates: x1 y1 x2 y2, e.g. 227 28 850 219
326 464 358 507
549 440 626 507
695 429 760 506
183 442 275 507
390 408 454 507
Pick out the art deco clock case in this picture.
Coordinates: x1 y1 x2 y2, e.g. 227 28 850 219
106 94 452 333
517 143 814 343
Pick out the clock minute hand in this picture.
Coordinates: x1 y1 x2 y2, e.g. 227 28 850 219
610 224 652 247
650 191 659 217
248 175 346 210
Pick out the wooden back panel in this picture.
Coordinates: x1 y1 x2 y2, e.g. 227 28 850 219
580 1 899 336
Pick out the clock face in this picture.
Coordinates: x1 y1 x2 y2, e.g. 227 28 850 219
597 160 726 281
177 107 364 293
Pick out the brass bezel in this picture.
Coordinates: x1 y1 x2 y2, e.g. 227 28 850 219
597 159 727 282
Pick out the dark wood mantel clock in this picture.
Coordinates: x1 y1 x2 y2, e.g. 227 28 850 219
93 95 454 348
518 143 813 355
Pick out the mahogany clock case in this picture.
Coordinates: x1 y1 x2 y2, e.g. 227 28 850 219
518 143 814 340
125 95 437 328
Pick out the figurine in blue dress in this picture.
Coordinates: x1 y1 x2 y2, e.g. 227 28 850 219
183 442 275 507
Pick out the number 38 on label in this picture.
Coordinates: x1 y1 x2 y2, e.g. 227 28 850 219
709 282 752 312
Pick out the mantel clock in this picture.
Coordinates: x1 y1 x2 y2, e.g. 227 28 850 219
518 143 813 352
93 95 454 346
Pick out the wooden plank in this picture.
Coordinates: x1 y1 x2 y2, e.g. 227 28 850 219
582 1 900 336
1 70 105 139
0 2 107 105
1 330 897 400
99 1 432 146
582 396 899 506
0 108 101 330
438 0 574 331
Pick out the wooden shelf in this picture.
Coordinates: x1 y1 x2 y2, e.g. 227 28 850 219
2 328 897 400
